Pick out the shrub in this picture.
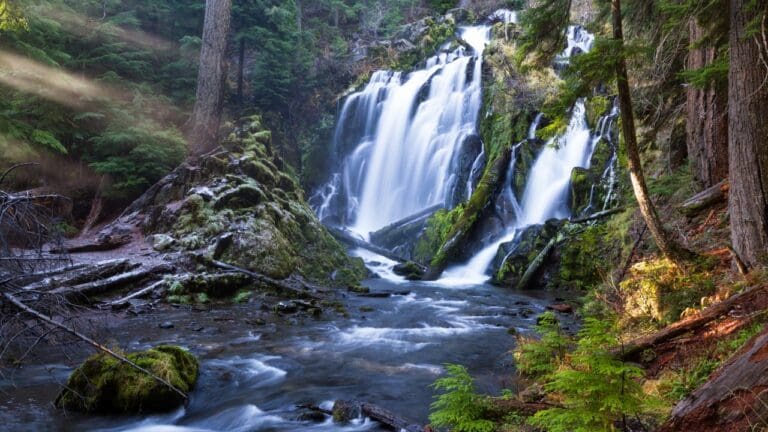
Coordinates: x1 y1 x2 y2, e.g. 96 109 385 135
430 364 495 432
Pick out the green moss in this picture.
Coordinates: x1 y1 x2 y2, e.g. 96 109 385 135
56 345 199 414
232 290 252 303
584 96 610 129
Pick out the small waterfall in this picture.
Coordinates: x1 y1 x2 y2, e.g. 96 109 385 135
439 27 603 285
313 23 493 238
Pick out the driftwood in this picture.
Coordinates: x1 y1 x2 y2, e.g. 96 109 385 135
328 227 411 264
106 279 167 308
3 291 188 401
679 180 728 216
369 204 443 244
332 400 425 432
658 327 768 432
620 285 768 359
49 263 174 303
53 233 132 253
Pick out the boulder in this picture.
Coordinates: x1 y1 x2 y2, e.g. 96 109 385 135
56 346 198 414
147 233 176 252
493 219 562 286
393 261 426 280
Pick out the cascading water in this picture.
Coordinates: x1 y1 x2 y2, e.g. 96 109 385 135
439 26 606 285
311 20 513 238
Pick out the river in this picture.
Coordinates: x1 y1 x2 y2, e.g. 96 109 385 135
0 249 561 432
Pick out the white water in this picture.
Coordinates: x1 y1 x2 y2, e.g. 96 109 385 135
312 24 492 238
438 27 598 285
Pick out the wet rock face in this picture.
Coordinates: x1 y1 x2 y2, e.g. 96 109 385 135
55 345 199 414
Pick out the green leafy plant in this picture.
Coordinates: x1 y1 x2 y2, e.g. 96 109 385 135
514 311 568 378
528 318 652 432
429 364 495 432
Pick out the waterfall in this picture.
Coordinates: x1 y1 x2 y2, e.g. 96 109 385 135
439 26 602 285
312 23 494 238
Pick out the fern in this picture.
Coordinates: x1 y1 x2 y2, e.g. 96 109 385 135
514 311 569 378
528 318 652 432
429 364 495 432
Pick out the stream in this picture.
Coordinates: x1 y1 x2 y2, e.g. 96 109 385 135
0 249 562 432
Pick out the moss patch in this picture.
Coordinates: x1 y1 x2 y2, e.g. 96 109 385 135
56 346 198 414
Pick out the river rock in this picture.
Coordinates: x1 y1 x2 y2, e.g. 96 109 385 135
393 261 426 280
276 301 298 314
55 345 198 414
147 234 176 252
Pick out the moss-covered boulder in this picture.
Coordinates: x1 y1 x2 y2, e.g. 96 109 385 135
56 346 198 414
493 219 562 286
130 116 366 294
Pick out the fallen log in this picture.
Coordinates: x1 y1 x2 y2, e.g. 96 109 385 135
658 326 768 432
105 279 167 308
52 233 132 253
206 258 319 300
327 227 412 264
2 291 188 402
620 284 768 359
678 179 728 216
22 259 137 292
332 400 424 432
369 204 443 246
515 235 558 290
50 263 174 303
569 206 625 224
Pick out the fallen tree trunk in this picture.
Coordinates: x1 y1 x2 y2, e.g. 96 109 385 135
569 207 625 224
620 284 768 359
105 279 167 308
679 179 728 216
21 259 137 292
2 291 188 401
332 400 424 432
207 258 320 299
658 326 768 432
327 227 411 264
49 263 174 303
515 235 558 290
52 233 132 253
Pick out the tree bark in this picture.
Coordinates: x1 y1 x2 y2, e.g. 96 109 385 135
187 0 232 156
237 38 245 106
728 0 768 269
687 20 729 188
658 326 768 432
612 0 693 266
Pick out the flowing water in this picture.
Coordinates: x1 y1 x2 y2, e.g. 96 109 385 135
312 23 500 237
0 264 560 431
1 15 611 432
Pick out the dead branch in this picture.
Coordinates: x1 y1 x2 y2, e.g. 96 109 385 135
2 291 188 401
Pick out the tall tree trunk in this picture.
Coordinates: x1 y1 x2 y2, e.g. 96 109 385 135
611 0 692 265
296 0 303 32
187 0 232 156
687 20 729 188
237 38 245 106
728 0 768 269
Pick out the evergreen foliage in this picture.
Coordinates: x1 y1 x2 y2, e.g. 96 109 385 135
429 364 495 432
513 311 568 378
528 318 652 432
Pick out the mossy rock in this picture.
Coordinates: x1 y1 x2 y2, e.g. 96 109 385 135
56 346 198 414
393 261 426 280
213 183 266 210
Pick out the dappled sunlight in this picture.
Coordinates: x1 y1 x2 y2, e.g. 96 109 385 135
37 5 176 54
0 49 113 108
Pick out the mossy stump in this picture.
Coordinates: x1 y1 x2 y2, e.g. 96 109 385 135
56 345 199 414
